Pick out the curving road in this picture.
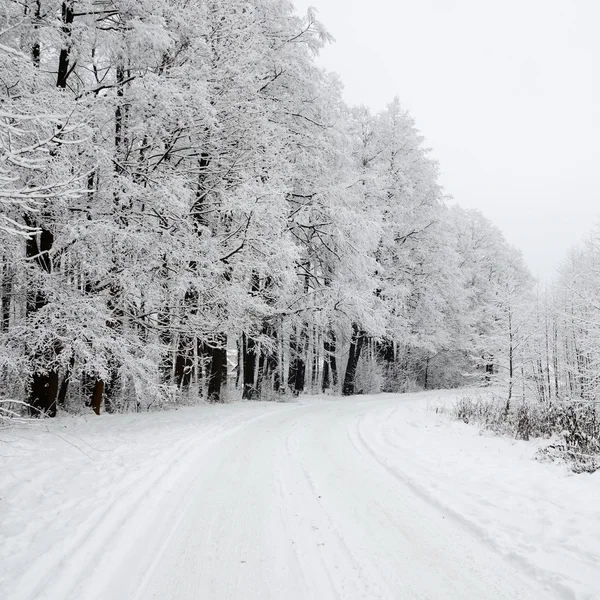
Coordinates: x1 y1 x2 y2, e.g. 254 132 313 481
84 396 550 600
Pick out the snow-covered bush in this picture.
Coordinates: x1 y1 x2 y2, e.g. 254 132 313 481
453 394 600 472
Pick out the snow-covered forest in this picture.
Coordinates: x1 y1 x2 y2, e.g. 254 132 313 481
1 0 598 418
3 3 600 599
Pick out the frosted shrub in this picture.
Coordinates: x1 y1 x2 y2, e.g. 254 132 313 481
453 395 600 473
454 394 506 431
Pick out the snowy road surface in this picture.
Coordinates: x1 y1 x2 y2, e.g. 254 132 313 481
2 392 599 599
124 398 543 600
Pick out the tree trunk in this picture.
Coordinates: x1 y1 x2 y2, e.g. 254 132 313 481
29 370 59 417
206 335 227 402
342 323 365 396
174 340 194 389
545 305 552 400
91 379 105 415
506 309 514 413
104 285 123 410
57 352 75 408
484 356 494 383
28 0 42 68
288 324 306 395
242 333 257 399
114 64 125 158
553 317 559 398
56 1 74 89
322 329 338 392
158 305 173 384
311 327 319 391
24 219 60 416
1 259 11 333
24 0 74 417
241 272 261 398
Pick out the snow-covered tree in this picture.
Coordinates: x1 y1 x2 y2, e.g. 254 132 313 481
0 0 540 416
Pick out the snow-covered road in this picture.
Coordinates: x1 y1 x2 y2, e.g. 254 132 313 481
125 397 545 600
2 392 599 599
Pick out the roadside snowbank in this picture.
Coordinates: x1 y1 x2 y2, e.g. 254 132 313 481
354 391 600 600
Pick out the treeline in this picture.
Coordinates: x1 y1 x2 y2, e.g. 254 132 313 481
1 0 531 416
453 227 600 470
530 230 600 404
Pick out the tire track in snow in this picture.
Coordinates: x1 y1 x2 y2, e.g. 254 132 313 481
13 395 564 600
277 420 377 600
350 402 571 600
13 406 301 600
131 397 552 599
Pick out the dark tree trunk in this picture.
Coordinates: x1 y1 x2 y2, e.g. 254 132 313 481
29 370 59 417
265 331 281 394
292 358 305 395
104 286 123 410
25 0 42 67
57 352 75 408
174 289 196 391
322 329 338 392
24 218 60 416
114 65 125 156
342 323 365 396
158 308 173 384
241 272 260 398
506 311 514 412
311 328 319 389
322 359 330 392
1 260 12 333
257 344 265 394
174 341 193 389
288 324 306 395
484 356 494 383
235 337 242 389
56 1 74 89
91 379 105 415
206 335 227 402
242 333 257 399
191 152 211 227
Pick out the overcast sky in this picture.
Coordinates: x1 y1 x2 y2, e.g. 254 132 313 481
293 0 600 281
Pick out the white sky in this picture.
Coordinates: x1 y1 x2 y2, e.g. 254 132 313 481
293 0 600 281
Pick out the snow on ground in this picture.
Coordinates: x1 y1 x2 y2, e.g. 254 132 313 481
1 391 598 600
0 401 297 600
355 391 600 600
